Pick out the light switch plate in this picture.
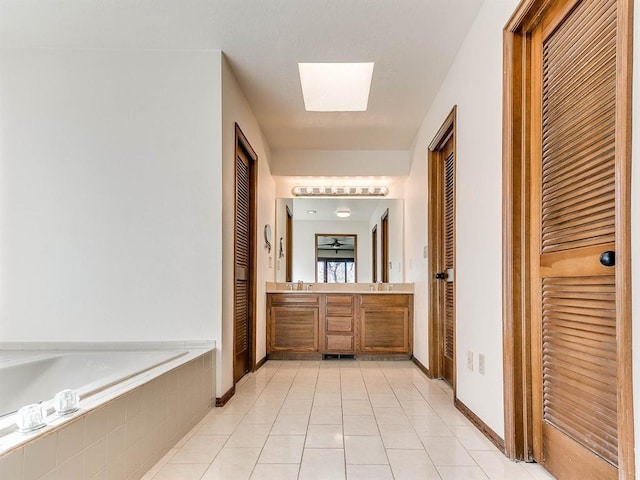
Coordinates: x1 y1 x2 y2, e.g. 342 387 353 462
479 354 486 375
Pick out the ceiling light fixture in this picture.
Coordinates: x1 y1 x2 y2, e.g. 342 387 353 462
307 210 317 214
336 209 351 218
291 186 389 197
298 62 374 112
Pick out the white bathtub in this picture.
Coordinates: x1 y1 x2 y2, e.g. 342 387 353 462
0 345 215 479
0 350 186 418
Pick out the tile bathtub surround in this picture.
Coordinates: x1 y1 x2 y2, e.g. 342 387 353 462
142 360 555 480
0 350 214 480
0 341 216 352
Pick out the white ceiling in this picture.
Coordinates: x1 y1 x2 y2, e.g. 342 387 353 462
293 198 382 222
0 0 484 151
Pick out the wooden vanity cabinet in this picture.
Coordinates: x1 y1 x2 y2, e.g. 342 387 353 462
267 294 320 354
266 292 413 359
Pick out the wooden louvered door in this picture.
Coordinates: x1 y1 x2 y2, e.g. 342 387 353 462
234 126 257 384
428 108 457 387
441 135 455 384
530 0 621 478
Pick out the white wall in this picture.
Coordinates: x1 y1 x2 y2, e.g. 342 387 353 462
404 152 429 364
405 0 520 438
271 150 410 176
0 49 223 343
221 56 275 396
292 220 371 283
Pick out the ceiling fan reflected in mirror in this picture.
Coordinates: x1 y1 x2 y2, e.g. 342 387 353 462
317 236 355 254
320 238 346 248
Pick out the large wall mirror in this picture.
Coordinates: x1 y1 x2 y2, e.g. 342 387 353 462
275 197 404 283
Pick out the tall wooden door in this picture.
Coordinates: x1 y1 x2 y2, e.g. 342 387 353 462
440 136 455 385
234 125 256 383
530 0 624 477
428 108 456 387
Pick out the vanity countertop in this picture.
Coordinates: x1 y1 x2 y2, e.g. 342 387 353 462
267 290 412 294
266 282 414 294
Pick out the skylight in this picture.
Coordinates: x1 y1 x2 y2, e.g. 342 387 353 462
298 62 374 112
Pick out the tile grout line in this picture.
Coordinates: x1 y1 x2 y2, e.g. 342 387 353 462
365 361 397 479
201 360 284 480
340 360 361 480
244 361 286 480
382 362 441 476
297 361 316 480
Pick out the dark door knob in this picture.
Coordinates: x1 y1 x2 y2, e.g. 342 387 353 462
600 251 615 267
434 272 446 280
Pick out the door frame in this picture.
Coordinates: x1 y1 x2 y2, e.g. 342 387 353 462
428 106 457 388
286 205 293 282
372 225 378 283
502 1 634 477
381 209 390 282
233 123 258 382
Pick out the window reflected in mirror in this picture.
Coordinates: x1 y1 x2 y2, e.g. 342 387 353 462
315 234 357 283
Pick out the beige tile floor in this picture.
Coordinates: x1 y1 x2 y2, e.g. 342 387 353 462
142 360 555 480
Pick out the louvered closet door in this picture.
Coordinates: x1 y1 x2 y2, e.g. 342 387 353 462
530 0 619 478
441 135 455 384
234 148 252 382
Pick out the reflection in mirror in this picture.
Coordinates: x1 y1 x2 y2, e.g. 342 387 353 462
371 225 378 283
316 234 357 283
381 209 389 282
286 206 293 282
275 197 404 283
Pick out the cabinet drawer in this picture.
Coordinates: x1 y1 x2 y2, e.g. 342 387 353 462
326 295 354 305
359 294 411 308
325 295 354 315
269 294 320 305
326 335 354 352
326 317 354 333
326 304 353 316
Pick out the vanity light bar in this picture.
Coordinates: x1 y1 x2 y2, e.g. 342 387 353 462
291 186 389 197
